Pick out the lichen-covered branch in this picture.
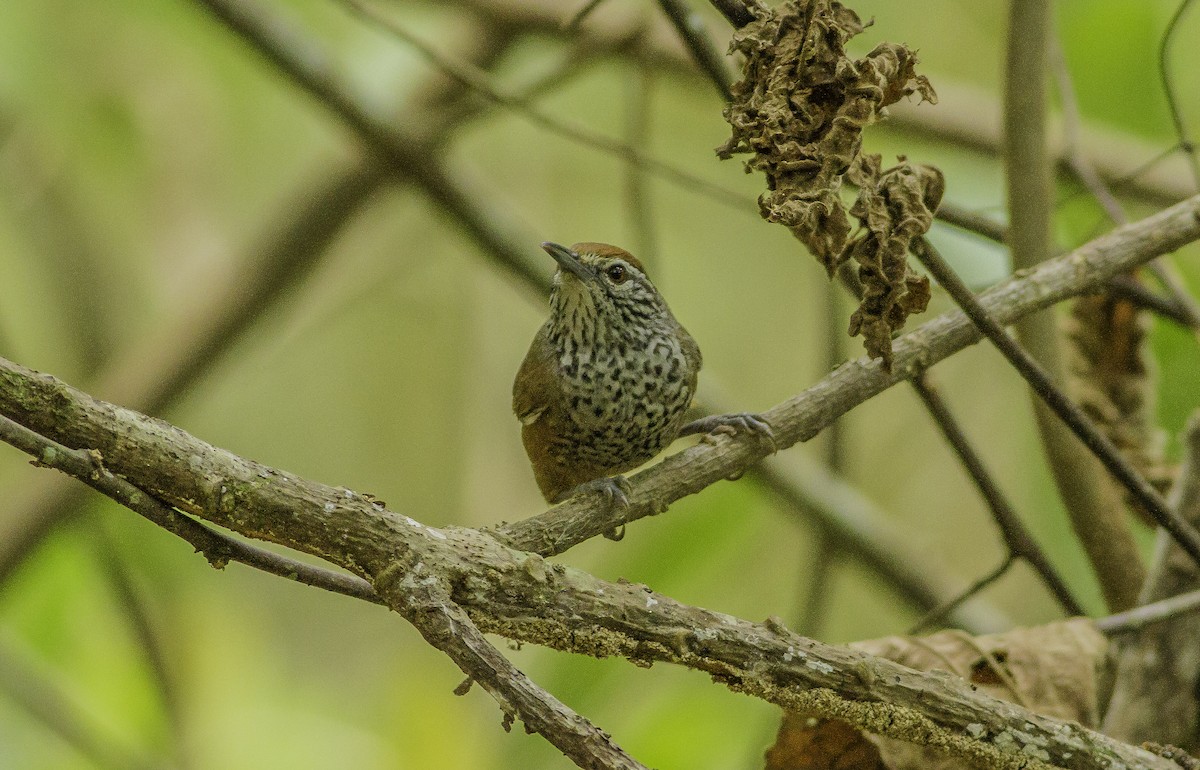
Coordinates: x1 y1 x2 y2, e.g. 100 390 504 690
0 359 1184 769
0 414 384 605
0 162 387 587
0 380 644 770
378 571 650 770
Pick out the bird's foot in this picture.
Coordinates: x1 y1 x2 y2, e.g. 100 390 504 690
556 476 632 541
680 413 776 450
558 475 633 509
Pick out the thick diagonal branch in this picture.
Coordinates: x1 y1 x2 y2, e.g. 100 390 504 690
0 416 643 770
0 358 1181 770
190 0 1010 628
491 195 1200 555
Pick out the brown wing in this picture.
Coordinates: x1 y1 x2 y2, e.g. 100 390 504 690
514 324 591 501
679 324 702 407
513 323 561 424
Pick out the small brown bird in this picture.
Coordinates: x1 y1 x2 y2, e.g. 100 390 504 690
513 241 770 508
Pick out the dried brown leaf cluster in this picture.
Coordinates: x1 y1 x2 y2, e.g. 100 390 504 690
765 714 887 770
717 0 941 367
1065 291 1177 521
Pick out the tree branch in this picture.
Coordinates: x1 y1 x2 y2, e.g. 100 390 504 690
331 0 747 213
0 421 644 768
0 414 384 606
490 195 1200 555
910 237 1200 568
656 0 733 100
1096 587 1200 635
378 570 649 770
936 202 1198 327
0 358 1183 770
1050 31 1200 341
0 161 386 586
889 76 1199 210
190 0 1019 630
910 377 1083 617
1004 0 1144 612
1103 411 1200 745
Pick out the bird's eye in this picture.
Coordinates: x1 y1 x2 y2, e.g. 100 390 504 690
605 264 627 284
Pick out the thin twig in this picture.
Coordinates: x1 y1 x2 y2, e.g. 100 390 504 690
1105 274 1196 326
1051 32 1200 334
705 0 754 28
907 556 1016 635
934 201 1009 244
749 457 1009 634
910 376 1084 616
1159 0 1200 190
1050 37 1127 225
0 414 384 605
887 76 1197 210
935 203 1197 327
425 31 646 148
623 41 659 263
93 537 189 768
0 631 165 770
566 0 608 29
655 0 733 100
334 0 751 214
1095 587 1200 635
910 236 1200 568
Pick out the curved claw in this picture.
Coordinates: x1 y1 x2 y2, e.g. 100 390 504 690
603 523 627 541
564 475 631 508
679 412 776 451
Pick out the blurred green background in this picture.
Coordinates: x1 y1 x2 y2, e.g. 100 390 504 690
0 0 1197 767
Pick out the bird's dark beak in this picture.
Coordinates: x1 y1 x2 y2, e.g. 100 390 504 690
541 242 596 282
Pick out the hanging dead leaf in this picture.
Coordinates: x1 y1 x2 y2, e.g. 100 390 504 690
1065 290 1177 522
765 714 887 770
718 0 939 368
